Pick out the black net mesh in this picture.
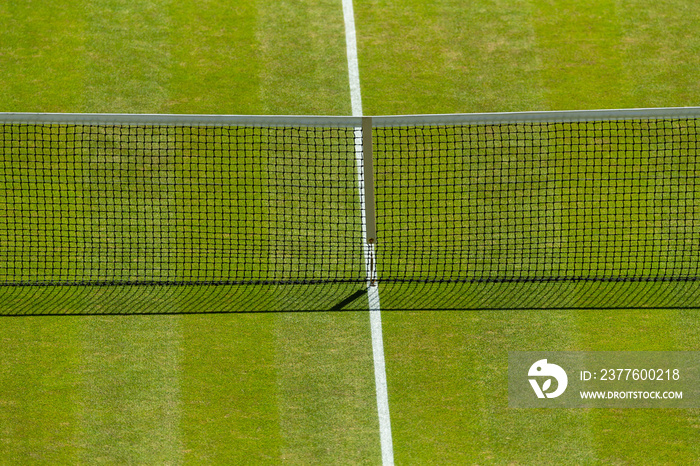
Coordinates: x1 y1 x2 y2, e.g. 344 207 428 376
0 123 365 286
375 118 700 283
2 112 700 313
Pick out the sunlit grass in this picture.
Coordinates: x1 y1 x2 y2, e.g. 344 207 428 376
2 0 700 463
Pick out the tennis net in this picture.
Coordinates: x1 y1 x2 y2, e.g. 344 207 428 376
0 114 366 286
376 108 700 283
1 108 700 288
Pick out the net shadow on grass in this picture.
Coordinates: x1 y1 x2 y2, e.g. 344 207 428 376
375 280 700 311
1 280 700 315
0 283 369 316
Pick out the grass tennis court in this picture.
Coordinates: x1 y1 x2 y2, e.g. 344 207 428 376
2 0 700 463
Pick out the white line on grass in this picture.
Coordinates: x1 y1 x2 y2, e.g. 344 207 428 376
342 0 363 116
342 1 394 464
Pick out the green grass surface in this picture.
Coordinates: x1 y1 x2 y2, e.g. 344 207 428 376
2 0 700 463
357 0 700 114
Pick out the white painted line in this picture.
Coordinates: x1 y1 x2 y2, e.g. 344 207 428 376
342 0 363 117
369 290 394 465
342 1 394 464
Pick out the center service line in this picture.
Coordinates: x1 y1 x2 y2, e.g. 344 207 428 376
342 0 395 464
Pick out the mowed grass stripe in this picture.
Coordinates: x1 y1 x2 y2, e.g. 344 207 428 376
0 0 184 461
0 0 86 112
357 1 592 460
273 311 380 463
355 0 545 115
380 310 488 463
257 0 352 115
77 316 183 463
180 314 281 463
60 2 187 462
167 0 261 114
674 310 700 462
0 318 82 463
532 0 634 110
82 0 172 113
